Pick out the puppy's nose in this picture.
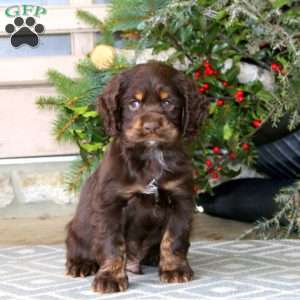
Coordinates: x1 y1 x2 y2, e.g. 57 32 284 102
143 121 160 133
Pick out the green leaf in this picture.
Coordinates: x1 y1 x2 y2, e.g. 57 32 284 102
74 129 85 139
80 143 102 152
272 0 290 9
245 80 263 93
223 123 233 140
71 106 88 115
83 111 98 118
257 90 273 101
215 10 227 21
209 102 216 114
222 167 241 177
225 65 240 82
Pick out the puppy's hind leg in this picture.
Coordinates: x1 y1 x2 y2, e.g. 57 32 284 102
65 221 99 277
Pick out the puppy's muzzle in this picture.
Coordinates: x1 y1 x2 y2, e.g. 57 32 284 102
125 112 179 145
141 114 163 135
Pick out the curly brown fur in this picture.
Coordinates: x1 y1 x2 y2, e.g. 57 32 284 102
65 62 208 293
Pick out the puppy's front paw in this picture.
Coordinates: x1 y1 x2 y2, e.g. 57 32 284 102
92 273 128 293
66 260 98 277
160 265 193 283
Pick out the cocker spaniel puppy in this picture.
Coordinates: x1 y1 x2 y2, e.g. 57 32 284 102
65 62 209 293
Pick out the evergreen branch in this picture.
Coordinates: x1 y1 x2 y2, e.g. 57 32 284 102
238 197 290 240
285 191 300 238
239 182 300 240
56 113 81 141
66 96 80 108
67 164 89 191
64 159 90 192
76 10 104 31
36 96 64 110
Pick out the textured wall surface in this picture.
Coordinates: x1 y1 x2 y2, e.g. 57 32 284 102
0 160 77 217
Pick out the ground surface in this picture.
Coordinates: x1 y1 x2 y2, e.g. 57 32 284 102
1 240 300 300
0 213 252 245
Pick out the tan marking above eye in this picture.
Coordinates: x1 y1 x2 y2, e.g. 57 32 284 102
134 91 144 101
159 91 169 100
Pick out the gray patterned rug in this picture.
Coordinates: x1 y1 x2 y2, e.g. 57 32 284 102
1 241 300 300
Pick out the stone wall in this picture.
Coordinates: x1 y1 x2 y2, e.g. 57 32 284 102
0 158 78 218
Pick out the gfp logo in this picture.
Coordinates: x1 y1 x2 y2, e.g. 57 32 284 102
4 5 47 48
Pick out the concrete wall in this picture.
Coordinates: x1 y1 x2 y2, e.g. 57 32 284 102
0 1 107 158
0 85 76 158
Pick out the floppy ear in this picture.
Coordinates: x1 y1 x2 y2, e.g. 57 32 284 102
176 72 209 139
97 73 124 137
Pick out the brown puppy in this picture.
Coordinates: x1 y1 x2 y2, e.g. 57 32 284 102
65 62 208 293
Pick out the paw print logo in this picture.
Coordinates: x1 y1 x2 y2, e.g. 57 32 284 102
5 17 45 48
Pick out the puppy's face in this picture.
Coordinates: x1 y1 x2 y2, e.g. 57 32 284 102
98 62 209 144
120 67 183 146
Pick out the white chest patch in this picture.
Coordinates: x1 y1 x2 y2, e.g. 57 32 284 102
144 178 159 195
141 149 170 200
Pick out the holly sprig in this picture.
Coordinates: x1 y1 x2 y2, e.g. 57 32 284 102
190 58 271 192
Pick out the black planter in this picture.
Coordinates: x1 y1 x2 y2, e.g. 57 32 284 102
255 128 300 178
253 114 299 146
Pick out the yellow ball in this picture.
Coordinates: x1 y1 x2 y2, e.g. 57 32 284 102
90 45 116 70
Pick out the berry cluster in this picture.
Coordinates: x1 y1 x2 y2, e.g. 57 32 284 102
201 143 251 182
193 60 247 105
192 59 264 186
195 60 219 94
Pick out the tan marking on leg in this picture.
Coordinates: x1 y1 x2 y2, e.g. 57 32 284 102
159 230 193 283
160 231 184 271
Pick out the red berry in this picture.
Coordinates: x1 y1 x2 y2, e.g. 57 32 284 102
204 68 214 76
211 171 220 180
216 98 225 107
241 143 250 151
203 83 209 89
251 119 262 128
198 87 206 93
212 146 221 154
217 165 223 171
205 159 213 168
193 185 199 194
198 83 209 93
234 90 245 103
223 81 229 87
271 62 283 73
228 151 237 160
194 70 201 80
203 59 210 67
207 168 214 174
271 63 278 70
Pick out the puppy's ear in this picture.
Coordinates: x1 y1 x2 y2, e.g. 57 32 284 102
175 72 209 139
97 73 124 137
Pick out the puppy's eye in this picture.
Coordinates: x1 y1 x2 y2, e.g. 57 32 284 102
128 100 141 111
161 100 173 109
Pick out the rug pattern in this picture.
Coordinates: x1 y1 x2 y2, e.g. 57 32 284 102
1 241 300 300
